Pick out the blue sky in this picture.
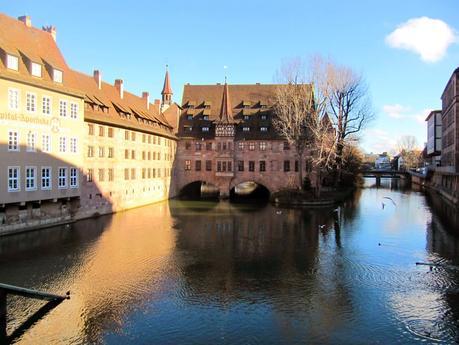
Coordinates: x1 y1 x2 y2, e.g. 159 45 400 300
3 1 459 153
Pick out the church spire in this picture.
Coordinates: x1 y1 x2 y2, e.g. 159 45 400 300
161 65 173 106
219 78 233 123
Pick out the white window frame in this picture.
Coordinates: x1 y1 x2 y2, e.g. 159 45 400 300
59 100 67 117
6 54 19 71
70 137 78 154
202 127 209 132
42 134 51 153
53 69 63 83
8 88 19 111
70 102 78 119
8 130 19 152
41 167 52 190
58 167 68 189
42 95 52 115
70 167 78 188
25 166 37 191
26 92 37 113
31 62 42 77
260 127 268 132
59 136 66 153
26 131 36 152
8 166 20 192
243 126 250 132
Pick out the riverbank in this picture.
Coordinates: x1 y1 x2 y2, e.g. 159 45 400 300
271 187 355 206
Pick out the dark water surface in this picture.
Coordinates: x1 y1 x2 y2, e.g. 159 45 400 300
1 179 459 344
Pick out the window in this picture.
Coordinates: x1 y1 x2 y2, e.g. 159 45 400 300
283 142 290 150
260 114 267 120
59 137 66 152
70 168 78 188
125 130 129 140
206 160 212 171
260 142 266 151
148 151 151 160
142 168 146 179
195 142 202 151
42 134 51 152
58 167 67 188
88 124 94 135
184 126 193 132
185 142 191 150
87 169 94 182
238 142 244 150
98 169 104 182
260 161 266 172
202 127 209 132
8 88 19 110
108 127 114 138
243 126 250 132
131 150 135 159
8 167 20 191
108 168 114 182
142 151 146 160
195 160 201 171
88 146 94 158
8 131 19 151
158 137 162 145
6 54 18 70
295 160 299 172
238 160 244 171
99 126 104 136
41 167 51 190
42 96 51 115
27 132 36 152
130 168 136 180
108 147 114 158
148 135 152 144
203 115 209 120
70 103 78 119
59 100 67 117
26 93 36 112
243 115 250 121
206 142 212 150
131 132 136 141
284 160 290 172
70 138 78 153
124 149 129 159
185 160 191 171
249 161 255 172
124 168 129 180
31 62 42 77
25 167 37 191
260 126 268 132
53 69 63 83
152 168 156 178
142 134 146 143
217 161 221 172
249 142 255 151
186 115 193 120
98 146 104 157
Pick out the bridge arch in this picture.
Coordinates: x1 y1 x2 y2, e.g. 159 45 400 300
179 180 220 199
229 180 271 202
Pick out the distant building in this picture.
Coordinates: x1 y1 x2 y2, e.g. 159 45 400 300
425 110 442 167
374 153 391 169
440 68 459 172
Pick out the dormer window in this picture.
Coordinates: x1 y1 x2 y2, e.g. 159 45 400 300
186 115 193 120
203 115 209 120
6 54 19 71
31 62 42 77
53 69 63 83
260 114 267 120
243 115 250 121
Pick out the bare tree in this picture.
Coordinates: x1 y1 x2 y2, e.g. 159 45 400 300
397 135 422 169
310 56 374 184
273 59 312 189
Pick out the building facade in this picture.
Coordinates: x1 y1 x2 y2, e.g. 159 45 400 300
173 82 314 197
441 68 459 172
425 110 442 167
0 14 178 233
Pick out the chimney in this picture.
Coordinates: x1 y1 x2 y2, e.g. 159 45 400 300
42 25 57 41
142 92 150 110
154 99 161 105
93 70 102 89
18 15 31 27
114 79 124 99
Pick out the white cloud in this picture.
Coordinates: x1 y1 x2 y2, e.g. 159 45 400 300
386 17 457 62
382 104 410 118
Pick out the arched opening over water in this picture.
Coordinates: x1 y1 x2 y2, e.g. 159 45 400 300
179 181 220 200
230 181 270 203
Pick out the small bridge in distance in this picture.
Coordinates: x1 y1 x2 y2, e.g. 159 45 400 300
360 169 410 186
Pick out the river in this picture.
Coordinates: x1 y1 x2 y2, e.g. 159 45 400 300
1 178 458 344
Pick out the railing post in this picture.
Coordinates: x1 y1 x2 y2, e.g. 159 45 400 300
0 288 6 341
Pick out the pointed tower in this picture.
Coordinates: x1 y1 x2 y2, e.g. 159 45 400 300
161 65 173 111
215 79 235 137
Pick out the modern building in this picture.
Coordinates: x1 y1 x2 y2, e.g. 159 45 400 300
440 68 459 172
173 82 315 197
425 110 442 167
0 13 178 233
374 153 391 169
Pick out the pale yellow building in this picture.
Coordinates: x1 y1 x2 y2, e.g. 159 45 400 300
0 14 85 233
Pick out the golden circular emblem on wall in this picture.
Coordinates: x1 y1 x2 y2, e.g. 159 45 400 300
51 117 61 133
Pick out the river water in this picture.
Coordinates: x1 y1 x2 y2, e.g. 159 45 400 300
1 178 459 344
